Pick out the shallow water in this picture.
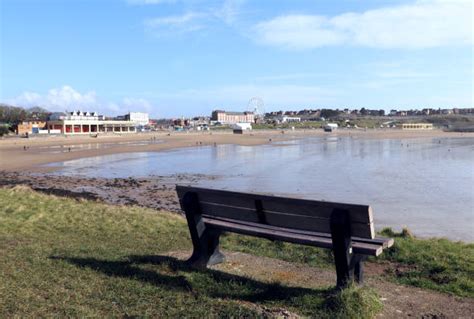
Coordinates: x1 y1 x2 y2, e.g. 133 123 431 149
48 136 474 241
36 139 163 154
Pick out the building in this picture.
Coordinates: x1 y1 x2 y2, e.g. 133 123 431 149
441 109 453 115
46 111 137 135
324 123 338 132
16 120 47 135
277 115 301 123
211 110 254 124
126 112 149 126
401 123 433 130
232 123 252 130
231 122 252 134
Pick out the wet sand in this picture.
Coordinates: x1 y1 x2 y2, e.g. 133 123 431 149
0 171 192 213
0 129 470 172
0 130 280 172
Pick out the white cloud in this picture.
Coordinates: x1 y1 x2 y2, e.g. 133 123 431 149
144 12 208 36
6 85 155 116
213 0 245 25
255 15 346 49
8 86 98 110
143 0 245 36
255 0 472 49
47 86 97 108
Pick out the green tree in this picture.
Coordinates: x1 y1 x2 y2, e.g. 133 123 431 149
320 109 340 118
0 104 27 124
0 125 10 136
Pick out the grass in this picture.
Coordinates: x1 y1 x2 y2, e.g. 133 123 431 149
1 187 472 317
377 228 474 298
323 284 382 319
221 232 334 269
222 226 474 298
0 187 381 318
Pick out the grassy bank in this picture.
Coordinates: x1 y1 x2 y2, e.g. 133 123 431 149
1 187 472 317
378 228 474 298
0 187 380 318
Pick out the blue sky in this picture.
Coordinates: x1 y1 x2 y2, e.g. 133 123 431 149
1 0 472 118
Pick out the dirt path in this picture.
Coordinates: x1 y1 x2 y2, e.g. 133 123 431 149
168 250 474 318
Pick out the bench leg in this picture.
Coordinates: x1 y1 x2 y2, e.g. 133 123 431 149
183 192 225 268
330 209 353 288
188 228 225 267
351 254 367 284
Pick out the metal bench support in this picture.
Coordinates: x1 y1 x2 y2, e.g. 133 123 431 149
330 209 367 287
182 192 225 267
330 208 355 287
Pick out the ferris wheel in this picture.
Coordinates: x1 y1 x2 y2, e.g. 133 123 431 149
247 97 265 117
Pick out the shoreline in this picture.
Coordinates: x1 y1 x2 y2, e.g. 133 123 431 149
1 171 473 244
1 128 473 243
0 129 472 172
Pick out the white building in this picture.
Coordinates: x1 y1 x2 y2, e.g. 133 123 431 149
126 112 149 126
231 123 252 130
46 111 137 135
324 123 338 132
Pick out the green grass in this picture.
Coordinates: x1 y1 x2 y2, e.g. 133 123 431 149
2 187 472 317
323 284 382 319
222 233 334 269
377 228 474 298
0 187 381 318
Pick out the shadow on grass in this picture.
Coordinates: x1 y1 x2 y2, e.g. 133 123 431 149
49 255 192 292
51 254 331 304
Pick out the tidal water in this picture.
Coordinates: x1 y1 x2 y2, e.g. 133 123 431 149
48 136 474 241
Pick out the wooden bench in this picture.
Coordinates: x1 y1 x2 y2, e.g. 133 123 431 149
176 185 394 287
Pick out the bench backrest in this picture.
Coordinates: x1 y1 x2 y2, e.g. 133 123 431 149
176 185 375 239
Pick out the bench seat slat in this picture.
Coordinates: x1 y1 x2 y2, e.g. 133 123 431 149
204 215 394 249
203 216 384 256
197 201 375 239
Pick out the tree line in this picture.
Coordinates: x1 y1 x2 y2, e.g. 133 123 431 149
0 104 50 125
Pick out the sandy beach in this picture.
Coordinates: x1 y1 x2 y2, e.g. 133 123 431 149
0 129 471 172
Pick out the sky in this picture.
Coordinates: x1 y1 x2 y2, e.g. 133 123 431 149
0 0 472 118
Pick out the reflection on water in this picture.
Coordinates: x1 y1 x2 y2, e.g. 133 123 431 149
49 136 474 241
37 140 163 154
